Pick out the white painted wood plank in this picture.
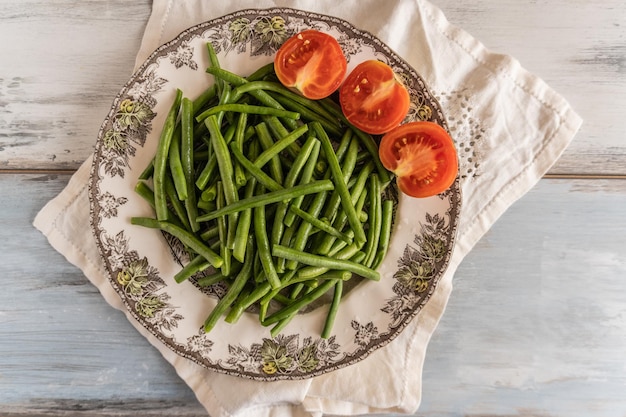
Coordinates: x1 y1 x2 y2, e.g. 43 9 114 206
421 178 626 416
0 1 151 170
0 173 204 414
1 0 625 175
434 0 626 176
2 174 625 415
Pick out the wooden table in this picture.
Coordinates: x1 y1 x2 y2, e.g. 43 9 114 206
2 1 625 416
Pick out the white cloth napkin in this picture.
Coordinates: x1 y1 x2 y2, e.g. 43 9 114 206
34 0 582 416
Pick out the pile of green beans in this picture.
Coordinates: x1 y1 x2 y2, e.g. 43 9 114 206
131 43 395 338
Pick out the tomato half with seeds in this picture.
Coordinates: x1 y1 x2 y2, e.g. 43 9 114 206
339 60 410 135
379 121 458 198
274 30 347 100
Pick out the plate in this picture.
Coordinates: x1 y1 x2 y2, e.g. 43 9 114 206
89 8 461 381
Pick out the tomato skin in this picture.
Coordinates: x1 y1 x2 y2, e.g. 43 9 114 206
274 30 347 100
379 121 458 198
339 60 410 135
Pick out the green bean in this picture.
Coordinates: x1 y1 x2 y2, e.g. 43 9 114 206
314 162 373 256
232 177 257 263
200 182 217 201
216 182 232 277
321 280 343 339
174 255 210 284
253 124 308 169
319 97 391 185
138 158 154 180
363 174 382 268
233 112 248 188
284 136 320 188
262 115 301 158
350 251 367 265
269 314 295 337
268 92 343 137
196 180 334 222
153 88 182 221
254 122 284 185
224 282 272 324
269 284 314 337
168 127 187 200
164 174 192 231
273 244 379 281
215 82 233 126
196 103 300 123
206 66 301 132
134 181 155 205
372 199 394 270
289 282 305 300
296 243 361 280
253 194 281 289
288 205 352 244
228 79 342 136
209 239 221 253
204 237 255 332
204 65 259 88
181 97 200 232
327 230 355 258
130 217 223 268
284 186 330 270
196 269 228 287
354 184 369 214
245 62 276 82
192 84 217 115
195 124 236 190
197 199 216 213
283 271 352 290
232 81 339 125
261 279 339 326
349 162 375 203
271 136 320 248
199 224 219 241
320 133 359 223
269 285 319 337
134 181 185 230
206 42 225 98
205 115 239 247
276 220 299 273
229 143 282 192
282 133 325 228
312 122 366 245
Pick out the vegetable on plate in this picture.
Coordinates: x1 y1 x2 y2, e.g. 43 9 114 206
274 29 347 100
131 41 395 338
339 59 410 135
378 121 458 198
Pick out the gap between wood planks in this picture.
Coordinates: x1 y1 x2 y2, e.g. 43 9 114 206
2 169 626 180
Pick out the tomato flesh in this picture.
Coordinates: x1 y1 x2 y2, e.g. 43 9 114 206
339 60 410 135
379 122 458 198
274 30 347 100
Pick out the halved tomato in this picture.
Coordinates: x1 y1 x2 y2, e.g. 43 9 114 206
274 30 347 100
379 121 458 198
339 60 410 135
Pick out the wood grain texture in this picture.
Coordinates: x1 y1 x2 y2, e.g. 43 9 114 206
421 178 626 417
0 1 152 170
0 174 205 415
2 174 625 416
1 0 625 175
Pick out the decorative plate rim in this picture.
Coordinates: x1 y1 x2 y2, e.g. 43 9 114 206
88 7 462 381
